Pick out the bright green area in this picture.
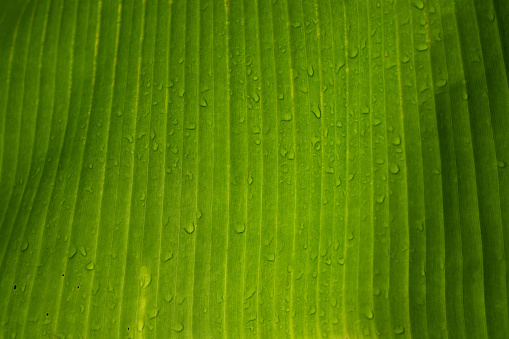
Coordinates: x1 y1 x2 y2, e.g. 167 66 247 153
1 0 509 338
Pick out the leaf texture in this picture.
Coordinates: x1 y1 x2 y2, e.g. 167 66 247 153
1 0 509 338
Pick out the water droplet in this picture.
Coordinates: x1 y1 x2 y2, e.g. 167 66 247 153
416 43 428 51
498 160 506 168
373 118 382 126
140 266 152 288
266 253 275 262
376 195 385 204
248 175 253 185
394 325 405 335
349 47 359 58
365 310 374 319
309 306 317 315
392 135 401 145
335 178 342 187
21 241 29 251
69 246 77 259
199 97 208 107
86 262 95 270
412 0 424 9
374 286 381 296
462 92 469 100
277 93 284 100
389 163 400 174
234 223 246 234
252 92 260 102
173 322 184 332
164 251 173 262
80 246 87 257
347 232 354 240
184 222 195 234
307 65 314 77
436 79 447 88
312 105 321 119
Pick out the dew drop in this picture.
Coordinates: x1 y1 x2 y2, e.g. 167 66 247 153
392 135 401 146
389 163 400 174
173 322 184 332
234 223 246 234
416 43 428 51
184 222 195 234
436 79 447 88
412 0 424 9
394 326 405 335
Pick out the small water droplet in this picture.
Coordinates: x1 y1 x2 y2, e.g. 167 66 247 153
173 322 184 332
68 246 77 259
392 135 401 145
21 241 29 251
277 93 284 100
164 251 173 261
308 65 314 77
234 223 246 234
86 262 94 270
416 43 428 51
394 325 405 335
184 222 195 234
498 161 506 168
80 246 87 257
376 195 385 204
199 97 208 107
436 79 447 88
312 105 321 119
365 310 374 319
412 0 424 9
389 163 400 174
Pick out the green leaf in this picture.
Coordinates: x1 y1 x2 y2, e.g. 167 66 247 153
1 0 509 338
